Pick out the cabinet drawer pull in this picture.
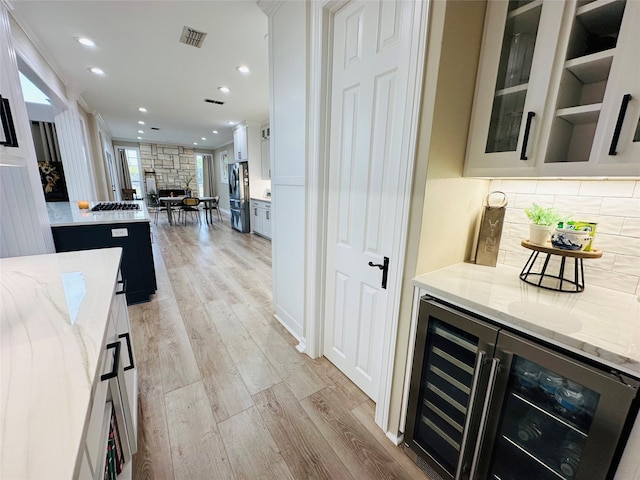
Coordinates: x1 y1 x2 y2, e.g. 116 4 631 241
119 332 135 371
609 94 632 156
116 279 127 295
520 111 535 161
101 341 121 381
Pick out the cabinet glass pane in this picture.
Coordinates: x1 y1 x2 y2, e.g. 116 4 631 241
412 318 479 476
486 1 542 153
488 356 600 480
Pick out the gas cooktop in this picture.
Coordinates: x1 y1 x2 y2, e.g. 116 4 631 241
90 202 140 212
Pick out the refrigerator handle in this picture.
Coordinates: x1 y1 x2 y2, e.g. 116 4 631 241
469 357 500 480
455 350 487 480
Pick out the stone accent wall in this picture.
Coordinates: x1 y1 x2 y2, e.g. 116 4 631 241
139 143 196 191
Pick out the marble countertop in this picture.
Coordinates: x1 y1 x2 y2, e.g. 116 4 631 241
47 201 150 226
250 197 271 203
414 262 640 378
0 248 122 479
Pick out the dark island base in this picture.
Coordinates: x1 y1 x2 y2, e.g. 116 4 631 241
51 222 157 305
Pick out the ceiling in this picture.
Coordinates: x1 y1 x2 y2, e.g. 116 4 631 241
9 0 270 150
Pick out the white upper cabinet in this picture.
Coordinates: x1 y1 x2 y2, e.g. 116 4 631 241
233 124 248 161
261 124 271 179
465 0 565 177
465 0 640 177
542 0 639 176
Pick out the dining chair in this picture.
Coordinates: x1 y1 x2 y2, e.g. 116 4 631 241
211 195 223 222
180 197 201 224
148 197 167 224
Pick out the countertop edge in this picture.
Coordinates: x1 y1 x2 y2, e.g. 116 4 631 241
413 263 640 380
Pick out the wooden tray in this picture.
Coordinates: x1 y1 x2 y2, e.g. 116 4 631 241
521 240 602 259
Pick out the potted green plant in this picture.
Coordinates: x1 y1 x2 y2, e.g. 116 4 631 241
525 203 564 245
146 189 158 206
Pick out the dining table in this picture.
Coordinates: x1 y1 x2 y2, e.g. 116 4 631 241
159 196 217 225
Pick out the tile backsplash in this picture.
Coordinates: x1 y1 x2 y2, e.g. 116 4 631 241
488 179 640 296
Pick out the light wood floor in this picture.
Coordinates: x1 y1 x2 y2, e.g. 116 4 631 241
129 212 428 480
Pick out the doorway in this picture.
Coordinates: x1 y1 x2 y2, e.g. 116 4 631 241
309 0 429 429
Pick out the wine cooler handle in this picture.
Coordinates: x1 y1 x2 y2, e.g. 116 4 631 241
520 111 535 161
609 94 632 156
455 350 487 480
469 357 500 479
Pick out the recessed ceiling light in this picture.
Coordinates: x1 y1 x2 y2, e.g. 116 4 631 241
138 130 144 134
236 65 250 74
218 86 230 94
201 137 206 141
89 67 105 75
137 136 142 140
212 130 218 134
226 121 235 125
193 142 198 145
76 37 96 47
138 107 147 113
138 121 145 125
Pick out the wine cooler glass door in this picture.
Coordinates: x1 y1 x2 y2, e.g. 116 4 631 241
405 299 499 480
477 330 637 480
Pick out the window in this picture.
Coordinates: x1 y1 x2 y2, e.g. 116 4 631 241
124 147 143 199
196 154 204 197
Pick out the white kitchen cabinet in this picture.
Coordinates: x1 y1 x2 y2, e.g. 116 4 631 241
541 0 640 176
233 124 248 161
251 198 271 239
84 275 138 480
464 0 566 177
465 0 640 177
261 124 271 179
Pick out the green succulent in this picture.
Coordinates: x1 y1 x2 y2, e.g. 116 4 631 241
524 203 564 226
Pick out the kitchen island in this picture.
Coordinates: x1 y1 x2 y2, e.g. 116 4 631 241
0 248 138 479
410 262 640 479
47 201 157 304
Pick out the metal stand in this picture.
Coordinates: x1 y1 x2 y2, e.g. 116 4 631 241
519 240 602 293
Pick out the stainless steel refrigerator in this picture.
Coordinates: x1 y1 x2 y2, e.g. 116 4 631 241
228 161 250 233
404 297 639 480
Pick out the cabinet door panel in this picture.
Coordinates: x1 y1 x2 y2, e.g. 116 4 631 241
589 0 640 173
465 0 566 176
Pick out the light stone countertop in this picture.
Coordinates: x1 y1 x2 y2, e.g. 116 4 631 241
0 248 123 479
47 200 150 226
250 197 271 203
414 262 640 379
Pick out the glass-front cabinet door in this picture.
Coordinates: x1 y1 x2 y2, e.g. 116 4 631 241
477 330 638 480
464 0 566 176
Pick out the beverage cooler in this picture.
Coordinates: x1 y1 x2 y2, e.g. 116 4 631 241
404 297 639 480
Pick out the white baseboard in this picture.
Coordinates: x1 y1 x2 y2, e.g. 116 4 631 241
386 431 404 446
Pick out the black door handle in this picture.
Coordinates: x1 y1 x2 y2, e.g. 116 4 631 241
368 256 389 289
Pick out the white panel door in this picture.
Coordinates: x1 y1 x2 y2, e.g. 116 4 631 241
324 0 414 400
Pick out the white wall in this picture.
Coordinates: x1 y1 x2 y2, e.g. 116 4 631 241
266 1 307 340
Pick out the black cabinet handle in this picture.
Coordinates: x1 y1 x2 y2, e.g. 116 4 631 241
368 256 389 289
119 332 135 371
609 94 632 155
101 341 121 381
520 111 535 160
0 95 19 148
116 279 127 295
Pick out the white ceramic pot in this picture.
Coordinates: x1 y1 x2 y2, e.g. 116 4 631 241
529 224 555 245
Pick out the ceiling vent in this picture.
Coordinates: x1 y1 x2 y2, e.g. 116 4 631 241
180 26 207 48
204 98 225 105
150 127 160 131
